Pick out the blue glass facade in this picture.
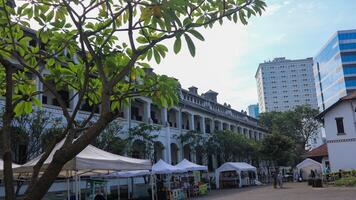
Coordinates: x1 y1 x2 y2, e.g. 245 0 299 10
314 30 356 111
248 104 260 119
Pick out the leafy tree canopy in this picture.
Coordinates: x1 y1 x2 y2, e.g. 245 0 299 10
0 0 266 199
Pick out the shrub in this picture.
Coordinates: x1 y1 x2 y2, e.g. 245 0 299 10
335 176 356 186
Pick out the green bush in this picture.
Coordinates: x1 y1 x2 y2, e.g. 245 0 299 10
335 176 356 186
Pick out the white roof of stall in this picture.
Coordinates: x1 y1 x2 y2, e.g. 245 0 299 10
175 159 208 171
152 159 187 174
12 139 152 176
104 170 151 178
296 158 322 170
216 162 256 173
0 159 20 170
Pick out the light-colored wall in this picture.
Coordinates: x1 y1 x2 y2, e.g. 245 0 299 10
324 100 356 172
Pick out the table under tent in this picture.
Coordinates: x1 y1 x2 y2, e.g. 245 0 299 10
11 139 152 200
101 170 152 200
152 159 187 200
296 158 323 181
215 162 258 189
175 159 210 197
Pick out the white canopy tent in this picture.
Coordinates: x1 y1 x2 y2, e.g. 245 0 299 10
0 159 20 178
215 162 257 188
11 139 152 200
13 139 152 176
175 159 208 171
296 158 322 180
152 159 187 174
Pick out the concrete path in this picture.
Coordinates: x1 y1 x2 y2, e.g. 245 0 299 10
194 182 356 200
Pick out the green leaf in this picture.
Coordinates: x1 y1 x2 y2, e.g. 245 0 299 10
184 34 195 57
173 37 181 54
154 49 161 64
188 29 204 41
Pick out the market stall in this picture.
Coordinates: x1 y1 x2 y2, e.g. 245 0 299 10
296 158 322 181
152 159 187 200
103 170 152 200
215 162 257 189
11 139 152 200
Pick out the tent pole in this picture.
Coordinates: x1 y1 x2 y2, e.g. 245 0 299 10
127 178 130 200
78 175 81 200
207 171 211 192
150 173 154 200
117 176 121 200
132 177 134 199
238 171 242 188
66 170 70 200
74 171 78 200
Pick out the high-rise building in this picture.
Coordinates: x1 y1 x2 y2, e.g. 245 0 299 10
255 57 318 112
248 104 260 119
313 29 356 111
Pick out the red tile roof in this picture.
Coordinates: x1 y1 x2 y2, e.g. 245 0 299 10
342 92 356 101
306 144 328 158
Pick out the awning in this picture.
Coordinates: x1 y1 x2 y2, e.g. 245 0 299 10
175 159 208 171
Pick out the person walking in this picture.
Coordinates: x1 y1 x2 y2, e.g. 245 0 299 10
277 171 283 188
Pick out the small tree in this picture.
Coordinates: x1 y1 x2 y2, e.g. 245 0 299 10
126 123 160 160
260 133 294 167
92 121 127 155
294 105 321 149
206 130 258 163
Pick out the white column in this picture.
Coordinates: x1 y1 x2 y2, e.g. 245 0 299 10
124 104 130 119
36 76 42 106
218 121 223 131
189 113 195 131
143 101 152 123
166 127 171 164
210 119 214 133
161 107 168 126
177 110 182 129
200 116 206 134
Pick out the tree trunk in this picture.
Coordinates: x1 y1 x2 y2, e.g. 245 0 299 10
2 64 15 200
24 112 115 200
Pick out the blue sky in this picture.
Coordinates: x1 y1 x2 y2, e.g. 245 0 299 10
154 0 356 112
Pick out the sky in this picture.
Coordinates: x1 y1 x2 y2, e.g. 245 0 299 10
153 0 356 112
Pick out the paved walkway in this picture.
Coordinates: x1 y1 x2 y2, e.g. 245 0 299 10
194 182 356 200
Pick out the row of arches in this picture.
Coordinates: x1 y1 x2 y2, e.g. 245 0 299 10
130 140 206 166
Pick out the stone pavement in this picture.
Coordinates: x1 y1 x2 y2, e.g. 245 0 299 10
194 182 356 200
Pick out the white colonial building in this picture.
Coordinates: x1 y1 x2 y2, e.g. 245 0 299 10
317 93 356 172
1 77 268 171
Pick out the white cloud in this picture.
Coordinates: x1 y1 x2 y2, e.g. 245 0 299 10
154 21 255 111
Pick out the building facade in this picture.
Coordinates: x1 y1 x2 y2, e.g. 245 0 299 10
313 29 356 111
248 104 260 119
0 80 268 171
255 57 323 149
256 57 318 112
316 93 356 172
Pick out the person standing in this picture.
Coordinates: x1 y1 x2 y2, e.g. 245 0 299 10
272 171 277 188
